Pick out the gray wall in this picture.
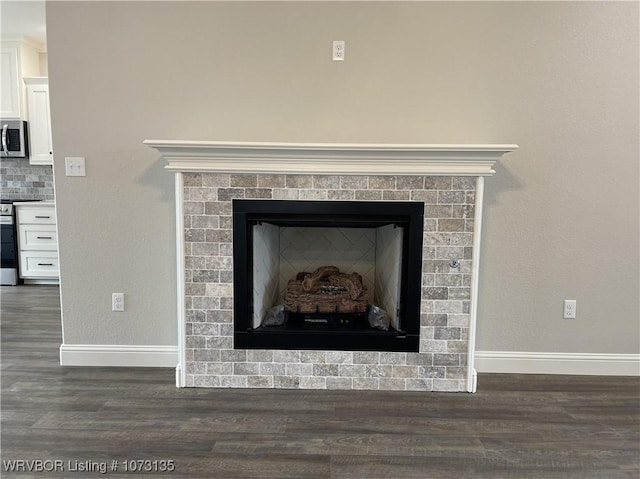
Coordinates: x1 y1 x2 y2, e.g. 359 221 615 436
46 2 639 353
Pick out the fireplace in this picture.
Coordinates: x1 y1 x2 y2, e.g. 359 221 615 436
145 140 518 392
232 199 424 352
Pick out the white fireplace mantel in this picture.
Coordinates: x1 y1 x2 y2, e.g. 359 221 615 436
144 140 518 176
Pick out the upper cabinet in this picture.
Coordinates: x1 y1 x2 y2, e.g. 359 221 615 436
0 41 41 119
24 77 53 165
1 47 21 118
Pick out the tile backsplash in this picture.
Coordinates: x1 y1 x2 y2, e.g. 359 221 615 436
0 158 54 201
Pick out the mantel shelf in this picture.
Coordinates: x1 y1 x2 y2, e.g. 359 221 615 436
145 140 518 176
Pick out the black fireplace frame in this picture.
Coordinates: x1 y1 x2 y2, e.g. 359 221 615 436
232 200 423 352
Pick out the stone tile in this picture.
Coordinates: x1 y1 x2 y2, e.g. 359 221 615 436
192 323 219 336
340 176 367 189
189 187 218 202
419 366 445 379
220 375 248 388
378 378 406 390
421 314 448 327
186 336 206 349
406 352 433 366
184 201 205 215
204 201 231 216
314 364 340 377
368 176 395 189
411 190 438 203
202 174 230 187
406 378 432 391
396 176 424 190
183 173 202 186
273 189 300 200
325 377 353 389
300 351 326 363
300 376 326 389
193 349 221 362
452 177 477 189
247 350 274 362
383 190 410 201
185 283 206 297
273 350 301 363
286 175 312 188
424 232 451 246
206 230 232 243
438 190 466 204
424 177 452 189
206 337 233 349
354 190 382 200
192 270 220 283
424 205 453 218
261 363 286 376
207 362 233 375
449 288 470 300
205 283 233 297
185 229 205 242
231 174 257 187
379 352 406 365
339 364 366 377
234 362 260 375
434 353 460 366
245 188 273 199
218 188 245 201
257 175 285 188
300 189 328 200
434 327 462 340
286 363 314 376
191 243 221 256
220 350 247 362
424 287 448 300
434 275 462 287
193 376 219 387
365 364 393 378
353 377 379 390
446 367 467 379
446 340 468 353
420 340 448 353
326 351 353 364
353 352 380 364
328 189 355 200
191 215 220 229
438 219 466 232
312 175 341 189
205 310 232 323
392 365 419 378
274 376 300 388
248 375 274 388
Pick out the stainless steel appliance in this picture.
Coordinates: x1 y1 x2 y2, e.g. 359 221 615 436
1 120 29 158
0 201 18 285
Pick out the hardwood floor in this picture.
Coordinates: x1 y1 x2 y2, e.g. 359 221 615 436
2 285 639 478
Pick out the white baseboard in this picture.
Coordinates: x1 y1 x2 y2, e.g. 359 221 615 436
475 351 640 376
59 344 179 367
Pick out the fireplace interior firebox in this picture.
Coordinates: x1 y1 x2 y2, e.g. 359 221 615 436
233 200 424 352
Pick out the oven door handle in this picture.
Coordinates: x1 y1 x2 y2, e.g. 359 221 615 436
2 124 9 156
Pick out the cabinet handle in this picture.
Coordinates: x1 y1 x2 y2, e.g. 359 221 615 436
37 263 53 266
37 236 52 240
35 216 51 219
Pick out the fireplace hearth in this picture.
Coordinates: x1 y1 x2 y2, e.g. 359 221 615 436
145 140 518 392
232 199 424 352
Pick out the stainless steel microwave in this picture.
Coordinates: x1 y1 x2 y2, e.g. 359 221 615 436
1 120 29 158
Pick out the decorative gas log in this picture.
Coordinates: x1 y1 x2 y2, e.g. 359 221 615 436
284 266 369 314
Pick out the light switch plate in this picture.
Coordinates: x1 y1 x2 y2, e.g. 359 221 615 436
65 157 86 177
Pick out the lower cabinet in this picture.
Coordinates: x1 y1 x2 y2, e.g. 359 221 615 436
15 202 59 284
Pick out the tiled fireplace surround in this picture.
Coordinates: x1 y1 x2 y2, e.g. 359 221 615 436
147 142 517 393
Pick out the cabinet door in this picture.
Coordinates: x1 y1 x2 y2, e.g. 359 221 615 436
26 80 53 165
1 48 21 118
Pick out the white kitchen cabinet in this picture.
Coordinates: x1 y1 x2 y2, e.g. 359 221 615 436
24 77 53 165
15 202 59 284
0 42 41 119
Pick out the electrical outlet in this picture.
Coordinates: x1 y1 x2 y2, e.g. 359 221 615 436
332 40 345 61
112 293 125 312
563 299 576 319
